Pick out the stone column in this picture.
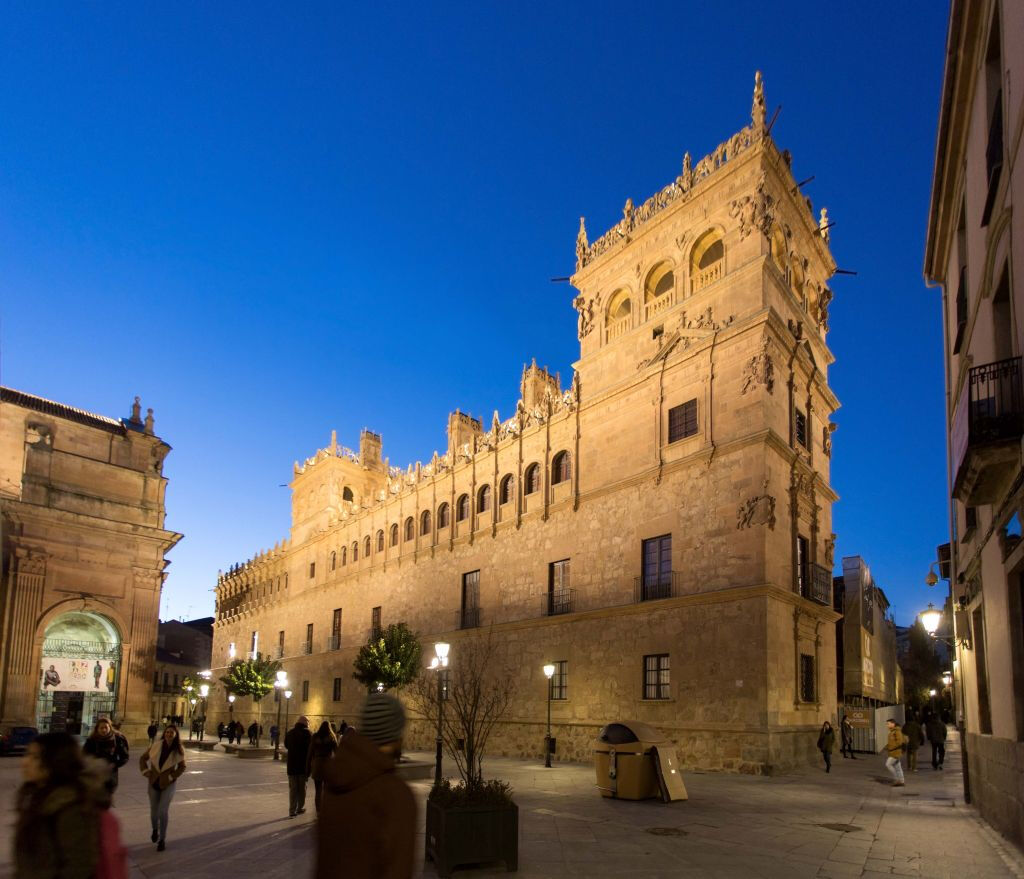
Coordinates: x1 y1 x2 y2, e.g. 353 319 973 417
0 550 46 727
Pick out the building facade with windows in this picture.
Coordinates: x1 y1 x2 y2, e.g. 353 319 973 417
150 618 213 724
211 74 840 773
925 0 1024 845
0 388 181 742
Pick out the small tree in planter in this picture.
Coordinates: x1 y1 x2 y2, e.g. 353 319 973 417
218 656 280 747
352 622 422 692
413 628 518 876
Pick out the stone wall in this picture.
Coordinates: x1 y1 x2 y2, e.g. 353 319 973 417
966 732 1024 848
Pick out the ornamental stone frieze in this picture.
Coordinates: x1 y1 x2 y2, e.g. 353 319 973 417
729 171 775 241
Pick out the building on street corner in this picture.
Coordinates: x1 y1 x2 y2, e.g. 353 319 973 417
151 617 213 724
0 388 181 742
212 73 841 773
924 0 1024 849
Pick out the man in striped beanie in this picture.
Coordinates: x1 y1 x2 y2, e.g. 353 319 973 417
315 693 415 878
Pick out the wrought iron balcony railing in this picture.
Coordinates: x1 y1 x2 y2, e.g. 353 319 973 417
634 571 681 603
458 606 481 630
302 641 313 655
801 563 832 606
328 634 341 651
541 588 576 617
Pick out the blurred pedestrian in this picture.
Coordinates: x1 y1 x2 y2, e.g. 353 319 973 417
14 732 109 879
269 724 279 748
902 711 924 773
840 715 856 759
217 722 226 742
926 714 947 770
83 717 130 796
248 722 258 746
306 721 338 813
147 721 158 745
315 693 415 879
285 716 312 817
816 721 835 773
882 719 905 786
139 725 186 851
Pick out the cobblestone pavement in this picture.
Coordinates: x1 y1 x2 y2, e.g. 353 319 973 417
1 732 1021 878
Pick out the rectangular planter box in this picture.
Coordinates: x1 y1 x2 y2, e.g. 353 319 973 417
425 798 518 876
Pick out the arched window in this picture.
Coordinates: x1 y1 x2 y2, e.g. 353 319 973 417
690 230 725 293
341 546 347 566
390 523 399 546
404 517 415 541
342 486 354 502
524 463 541 495
363 536 371 557
478 484 491 513
330 551 337 571
376 530 384 553
605 289 632 341
770 228 787 276
456 494 470 521
644 262 674 318
499 474 514 505
420 509 431 535
552 450 571 485
351 541 359 562
438 502 450 528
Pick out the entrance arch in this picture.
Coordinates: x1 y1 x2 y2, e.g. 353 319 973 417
37 611 122 735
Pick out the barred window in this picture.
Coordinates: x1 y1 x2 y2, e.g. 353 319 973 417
499 474 514 504
404 517 414 541
456 494 470 521
478 484 491 513
437 503 450 528
390 524 398 546
363 536 371 557
643 654 670 700
524 463 541 495
376 530 384 552
795 408 808 449
552 451 571 484
302 680 309 702
668 399 698 442
799 654 815 702
421 510 432 535
550 660 568 701
332 678 341 701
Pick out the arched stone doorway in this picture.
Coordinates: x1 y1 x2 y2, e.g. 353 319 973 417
37 611 122 735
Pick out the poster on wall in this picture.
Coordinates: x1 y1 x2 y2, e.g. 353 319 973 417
40 658 118 693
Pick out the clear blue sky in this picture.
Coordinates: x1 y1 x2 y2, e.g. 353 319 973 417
0 2 950 625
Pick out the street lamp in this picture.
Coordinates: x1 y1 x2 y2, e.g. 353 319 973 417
543 663 555 768
273 670 289 761
185 684 195 738
920 603 943 636
942 671 953 687
430 641 450 786
198 684 210 741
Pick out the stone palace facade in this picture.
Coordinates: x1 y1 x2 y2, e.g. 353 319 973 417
212 74 841 773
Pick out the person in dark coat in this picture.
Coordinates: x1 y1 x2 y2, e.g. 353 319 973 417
926 715 947 769
284 716 312 817
315 694 415 879
247 722 258 746
840 715 856 759
147 721 159 745
306 721 338 813
82 717 130 797
902 712 924 773
217 722 226 742
14 732 108 879
816 721 835 773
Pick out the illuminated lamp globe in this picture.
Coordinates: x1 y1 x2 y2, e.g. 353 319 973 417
920 603 942 636
543 663 556 679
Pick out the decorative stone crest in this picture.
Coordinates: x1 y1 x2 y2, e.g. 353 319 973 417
729 171 775 240
737 491 776 530
741 337 775 395
574 294 596 339
574 217 588 272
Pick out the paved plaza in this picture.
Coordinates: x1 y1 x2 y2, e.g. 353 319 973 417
1 733 1022 878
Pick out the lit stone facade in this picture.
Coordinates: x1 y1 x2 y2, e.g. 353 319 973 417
212 74 840 773
0 389 181 743
925 0 1024 846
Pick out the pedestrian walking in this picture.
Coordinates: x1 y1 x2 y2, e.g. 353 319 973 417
217 722 226 742
816 721 835 773
306 721 338 813
840 715 856 759
269 724 279 748
139 724 186 851
284 716 312 817
882 718 905 786
83 717 130 797
315 693 416 879
14 732 111 879
147 721 158 745
248 722 258 746
926 714 947 770
902 711 924 773
234 720 244 744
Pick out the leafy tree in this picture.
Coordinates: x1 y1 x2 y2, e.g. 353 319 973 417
412 627 516 786
900 619 944 708
219 656 281 746
352 622 422 692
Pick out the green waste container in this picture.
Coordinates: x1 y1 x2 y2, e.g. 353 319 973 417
594 721 665 800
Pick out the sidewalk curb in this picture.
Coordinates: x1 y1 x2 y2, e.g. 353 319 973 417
971 811 1024 878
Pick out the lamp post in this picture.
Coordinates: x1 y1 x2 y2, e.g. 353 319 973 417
284 689 292 741
543 663 555 768
184 683 194 738
198 684 210 741
429 641 450 786
273 670 289 761
228 692 236 728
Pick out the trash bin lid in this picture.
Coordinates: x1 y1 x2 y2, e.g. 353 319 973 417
597 721 666 745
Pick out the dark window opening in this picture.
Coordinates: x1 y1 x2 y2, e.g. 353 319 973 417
799 654 816 702
550 660 568 700
332 678 341 701
668 399 698 443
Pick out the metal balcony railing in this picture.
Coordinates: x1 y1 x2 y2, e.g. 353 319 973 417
458 606 481 630
328 634 341 651
302 641 313 655
634 571 681 602
367 626 383 643
800 563 832 606
966 357 1024 446
541 588 576 617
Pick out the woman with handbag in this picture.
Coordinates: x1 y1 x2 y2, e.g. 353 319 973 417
139 724 186 851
